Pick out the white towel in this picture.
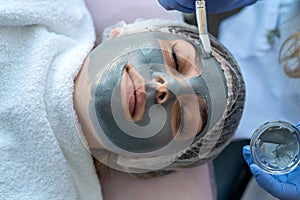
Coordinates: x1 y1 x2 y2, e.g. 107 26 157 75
0 0 103 199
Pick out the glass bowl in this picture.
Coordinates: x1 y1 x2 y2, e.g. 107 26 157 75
250 120 300 175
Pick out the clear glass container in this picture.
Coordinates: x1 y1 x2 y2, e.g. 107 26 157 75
250 120 300 175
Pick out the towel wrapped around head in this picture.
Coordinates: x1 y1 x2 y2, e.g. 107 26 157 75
0 0 102 199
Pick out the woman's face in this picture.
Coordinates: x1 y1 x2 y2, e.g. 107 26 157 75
88 31 210 155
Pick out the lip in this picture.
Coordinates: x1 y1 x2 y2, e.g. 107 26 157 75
120 63 146 121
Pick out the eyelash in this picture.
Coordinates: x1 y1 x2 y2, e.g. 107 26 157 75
171 44 180 71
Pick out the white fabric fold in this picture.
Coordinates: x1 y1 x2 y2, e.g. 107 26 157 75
0 0 102 199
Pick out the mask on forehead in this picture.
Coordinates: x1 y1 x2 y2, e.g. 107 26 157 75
79 19 245 174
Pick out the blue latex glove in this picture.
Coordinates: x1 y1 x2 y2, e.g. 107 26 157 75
158 0 257 14
243 142 300 200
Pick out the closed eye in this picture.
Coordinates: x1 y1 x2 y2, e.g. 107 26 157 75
158 38 202 79
170 94 207 140
172 44 180 71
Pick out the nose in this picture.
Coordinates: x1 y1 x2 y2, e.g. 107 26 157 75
154 76 169 104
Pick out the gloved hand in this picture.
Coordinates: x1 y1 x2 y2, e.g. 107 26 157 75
243 143 300 200
158 0 257 14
